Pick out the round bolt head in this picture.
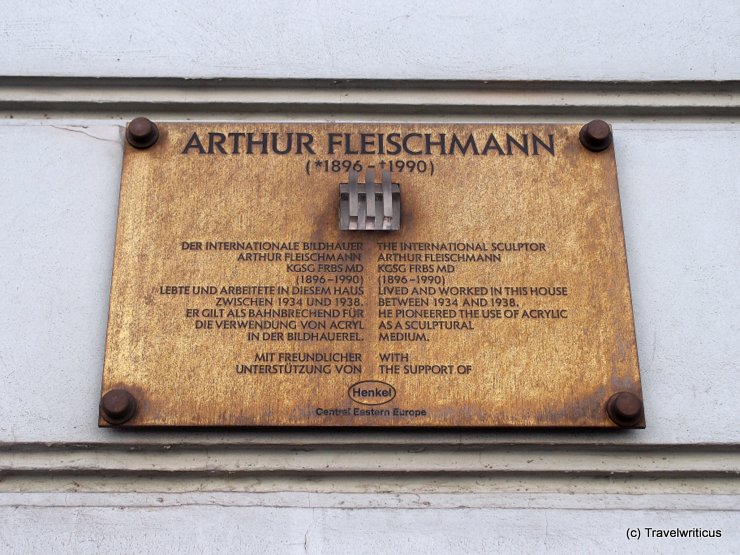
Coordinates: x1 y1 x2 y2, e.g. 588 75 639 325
100 389 137 425
579 119 612 151
606 391 643 427
126 117 159 149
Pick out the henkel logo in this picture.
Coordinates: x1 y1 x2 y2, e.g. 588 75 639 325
348 381 396 406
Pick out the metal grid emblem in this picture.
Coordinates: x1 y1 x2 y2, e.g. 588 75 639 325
339 169 400 230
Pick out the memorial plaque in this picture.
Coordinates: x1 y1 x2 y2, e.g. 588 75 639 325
100 122 644 428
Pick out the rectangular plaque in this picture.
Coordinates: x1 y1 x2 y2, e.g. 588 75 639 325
101 122 644 427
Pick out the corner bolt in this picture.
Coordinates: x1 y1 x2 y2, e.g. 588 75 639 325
126 117 159 149
606 391 644 427
579 120 612 151
100 389 137 425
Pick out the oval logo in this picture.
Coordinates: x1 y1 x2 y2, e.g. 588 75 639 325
348 380 396 406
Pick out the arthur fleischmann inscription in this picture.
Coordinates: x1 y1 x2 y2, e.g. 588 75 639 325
180 130 556 157
101 121 644 429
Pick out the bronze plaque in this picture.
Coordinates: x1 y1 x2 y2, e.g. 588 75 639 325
100 122 644 428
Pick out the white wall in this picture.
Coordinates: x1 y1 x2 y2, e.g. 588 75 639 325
2 1 738 81
0 1 738 553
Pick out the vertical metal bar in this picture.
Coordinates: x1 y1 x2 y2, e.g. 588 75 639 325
357 186 367 232
339 185 348 229
348 169 358 230
382 170 392 230
365 168 376 230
